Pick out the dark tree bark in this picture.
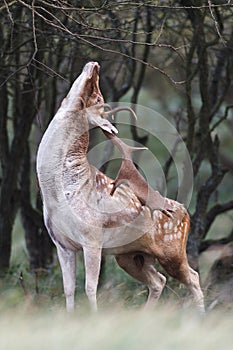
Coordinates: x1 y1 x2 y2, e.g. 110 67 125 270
0 69 37 270
179 2 233 269
20 144 54 271
0 80 13 271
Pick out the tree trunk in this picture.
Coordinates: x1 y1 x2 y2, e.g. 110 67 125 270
0 81 18 271
0 69 37 271
20 144 54 271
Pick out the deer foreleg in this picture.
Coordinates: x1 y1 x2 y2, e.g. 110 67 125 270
83 246 102 311
57 245 76 312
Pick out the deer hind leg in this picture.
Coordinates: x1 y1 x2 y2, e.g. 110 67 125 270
158 257 205 315
116 254 166 308
187 266 205 315
83 246 102 311
57 245 76 312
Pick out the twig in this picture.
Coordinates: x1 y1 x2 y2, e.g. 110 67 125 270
205 201 233 234
35 271 39 295
33 59 69 82
31 0 38 61
209 105 233 134
165 284 181 300
3 0 14 23
200 228 233 253
17 0 186 85
19 272 33 302
42 1 233 11
208 0 226 45
153 13 167 45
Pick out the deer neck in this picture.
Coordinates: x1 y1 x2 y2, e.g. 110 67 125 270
64 111 89 165
62 112 92 189
37 108 93 201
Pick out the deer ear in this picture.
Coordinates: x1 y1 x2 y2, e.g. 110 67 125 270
88 114 118 134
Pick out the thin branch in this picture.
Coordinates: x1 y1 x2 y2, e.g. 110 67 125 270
41 1 233 11
69 33 185 53
123 2 233 10
0 82 9 169
3 0 14 23
193 105 233 172
205 200 233 233
153 13 167 45
163 138 181 182
17 0 186 85
185 31 198 154
0 58 68 89
33 59 69 82
59 7 153 35
199 228 233 253
209 105 233 134
209 28 233 119
36 1 186 60
130 6 152 155
0 0 16 13
31 0 38 61
0 65 26 88
208 0 226 45
19 272 33 303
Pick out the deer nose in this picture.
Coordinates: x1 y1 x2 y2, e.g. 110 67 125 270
88 61 99 67
83 61 100 75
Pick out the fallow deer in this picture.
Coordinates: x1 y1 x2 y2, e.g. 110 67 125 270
36 61 204 313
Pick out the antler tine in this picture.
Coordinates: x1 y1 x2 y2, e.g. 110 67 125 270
102 106 138 121
103 103 112 111
103 131 147 160
103 131 176 216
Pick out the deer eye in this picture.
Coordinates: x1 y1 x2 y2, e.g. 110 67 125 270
97 96 102 103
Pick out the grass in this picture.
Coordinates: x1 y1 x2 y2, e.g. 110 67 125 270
1 213 232 350
2 213 232 350
0 302 232 350
1 251 233 350
3 203 232 350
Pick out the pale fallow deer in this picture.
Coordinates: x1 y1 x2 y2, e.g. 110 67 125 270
36 61 205 314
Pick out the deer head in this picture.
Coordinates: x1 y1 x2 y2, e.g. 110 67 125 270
87 104 139 135
61 61 104 112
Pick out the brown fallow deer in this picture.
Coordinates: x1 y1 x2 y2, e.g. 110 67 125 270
36 61 205 314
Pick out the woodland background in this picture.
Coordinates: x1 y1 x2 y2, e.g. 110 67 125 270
0 0 233 321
